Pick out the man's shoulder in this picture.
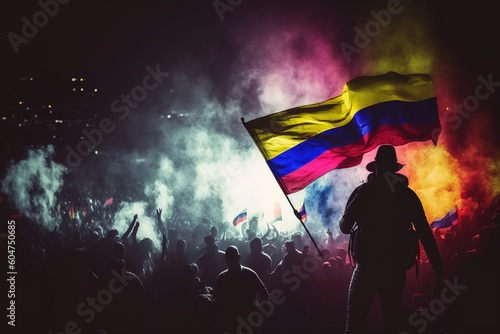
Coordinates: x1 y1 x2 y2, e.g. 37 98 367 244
241 265 259 276
258 252 272 260
216 268 229 280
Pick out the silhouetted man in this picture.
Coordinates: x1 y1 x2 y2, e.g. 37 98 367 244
339 145 444 334
245 237 273 286
196 235 226 288
270 240 303 278
213 246 270 334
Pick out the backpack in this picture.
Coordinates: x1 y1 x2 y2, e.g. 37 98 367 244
348 222 420 277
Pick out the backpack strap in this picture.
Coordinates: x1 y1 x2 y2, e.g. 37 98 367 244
347 223 357 268
415 242 420 278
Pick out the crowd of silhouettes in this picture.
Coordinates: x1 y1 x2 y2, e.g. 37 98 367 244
2 192 499 334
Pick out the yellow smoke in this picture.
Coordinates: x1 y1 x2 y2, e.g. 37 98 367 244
359 4 438 75
355 4 463 222
399 142 462 223
491 159 500 200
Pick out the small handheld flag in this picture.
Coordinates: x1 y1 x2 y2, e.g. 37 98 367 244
270 202 282 224
298 201 307 223
430 206 458 229
232 209 248 227
69 206 76 219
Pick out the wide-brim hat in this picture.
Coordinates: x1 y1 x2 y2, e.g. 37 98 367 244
366 145 404 172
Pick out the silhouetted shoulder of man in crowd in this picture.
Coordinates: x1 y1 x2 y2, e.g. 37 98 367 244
339 145 444 334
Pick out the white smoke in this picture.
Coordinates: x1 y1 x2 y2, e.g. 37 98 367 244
112 201 160 250
0 5 365 253
143 157 176 214
1 145 66 230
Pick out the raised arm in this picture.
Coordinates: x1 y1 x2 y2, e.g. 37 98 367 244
326 228 335 245
268 224 279 244
408 190 444 292
121 214 138 243
156 208 168 237
160 234 167 264
132 221 140 245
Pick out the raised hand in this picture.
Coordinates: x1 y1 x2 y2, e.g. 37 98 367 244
162 234 167 249
132 221 140 244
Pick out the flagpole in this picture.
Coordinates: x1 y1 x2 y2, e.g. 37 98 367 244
241 117 325 261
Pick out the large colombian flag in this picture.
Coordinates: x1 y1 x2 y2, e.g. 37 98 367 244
243 72 440 194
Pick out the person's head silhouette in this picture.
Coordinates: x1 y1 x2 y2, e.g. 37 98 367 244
176 239 186 253
366 145 404 174
250 237 263 253
204 235 217 251
225 245 241 271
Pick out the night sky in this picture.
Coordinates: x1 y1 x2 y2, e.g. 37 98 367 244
3 0 500 87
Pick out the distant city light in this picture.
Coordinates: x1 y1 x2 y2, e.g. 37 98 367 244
80 78 85 82
19 101 24 105
55 120 63 123
72 78 77 82
48 104 52 108
80 88 84 91
73 88 76 91
95 150 98 155
94 88 98 92
167 115 171 118
2 117 7 120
